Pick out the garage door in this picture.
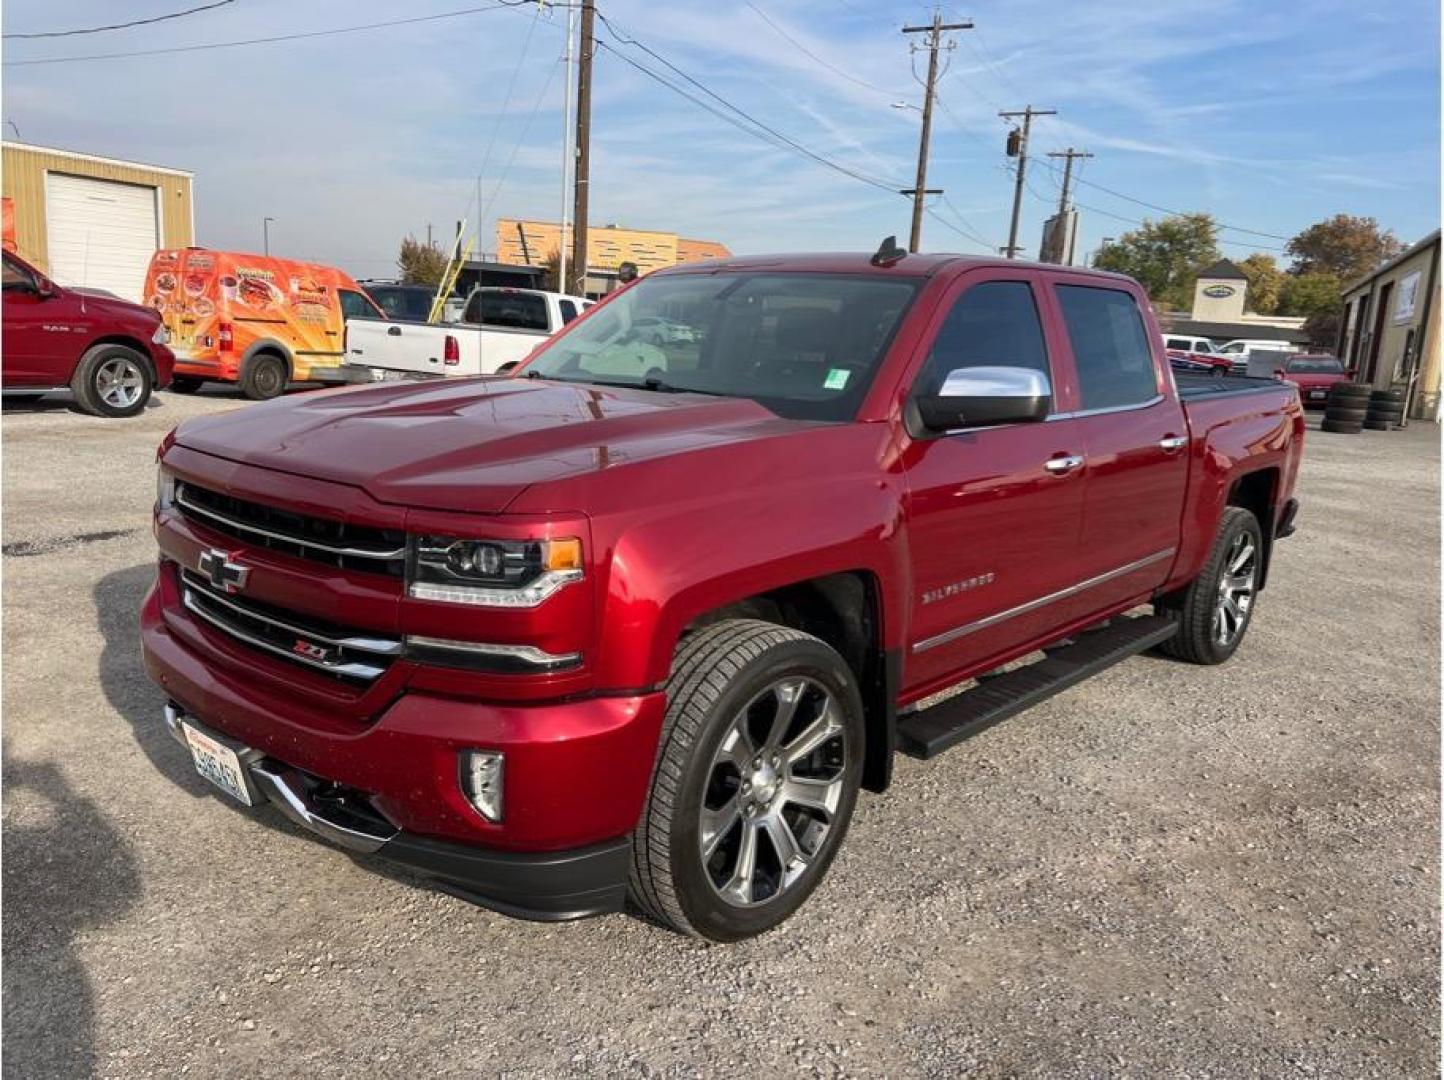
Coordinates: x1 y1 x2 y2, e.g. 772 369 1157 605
45 172 159 303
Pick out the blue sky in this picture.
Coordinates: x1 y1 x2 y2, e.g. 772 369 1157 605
4 0 1439 278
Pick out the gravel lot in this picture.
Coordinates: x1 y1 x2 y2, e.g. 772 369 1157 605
3 387 1438 1078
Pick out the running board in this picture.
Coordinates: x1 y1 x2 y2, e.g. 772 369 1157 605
897 615 1178 760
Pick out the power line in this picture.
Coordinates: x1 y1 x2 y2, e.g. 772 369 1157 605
594 15 907 193
743 1 902 98
463 2 547 229
1034 157 1291 241
4 0 236 40
2 3 543 65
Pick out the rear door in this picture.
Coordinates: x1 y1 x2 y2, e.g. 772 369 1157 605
1048 277 1189 615
900 270 1091 693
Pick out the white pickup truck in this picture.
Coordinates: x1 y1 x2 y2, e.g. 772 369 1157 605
344 287 592 379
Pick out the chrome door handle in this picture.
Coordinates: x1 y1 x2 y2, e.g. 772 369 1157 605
1159 435 1189 451
1044 453 1085 474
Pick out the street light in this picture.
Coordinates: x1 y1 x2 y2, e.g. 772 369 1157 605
263 216 275 256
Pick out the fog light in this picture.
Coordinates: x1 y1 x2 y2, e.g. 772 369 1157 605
460 751 504 823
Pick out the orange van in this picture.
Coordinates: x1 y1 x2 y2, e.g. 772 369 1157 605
143 249 383 399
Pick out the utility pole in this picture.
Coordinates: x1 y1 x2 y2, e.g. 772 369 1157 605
263 216 274 256
1046 147 1093 215
568 0 596 297
999 105 1056 258
901 9 971 253
558 1 576 294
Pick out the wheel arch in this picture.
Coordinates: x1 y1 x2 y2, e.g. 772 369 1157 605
82 334 154 380
676 569 898 793
240 338 294 378
1226 466 1279 588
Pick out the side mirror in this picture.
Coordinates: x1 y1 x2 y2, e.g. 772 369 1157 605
1273 367 1286 378
913 366 1051 433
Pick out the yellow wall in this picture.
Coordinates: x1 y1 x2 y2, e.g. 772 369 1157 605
1340 239 1440 418
495 219 726 274
1 142 193 274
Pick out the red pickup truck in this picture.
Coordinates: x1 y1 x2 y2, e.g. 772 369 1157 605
142 249 1303 941
2 249 174 417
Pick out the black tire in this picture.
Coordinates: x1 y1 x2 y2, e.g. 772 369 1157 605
1363 418 1395 431
1370 388 1405 403
629 619 865 942
1366 403 1404 417
70 343 152 418
1329 385 1371 403
169 376 205 394
1211 366 1226 379
1156 507 1262 665
1324 406 1367 422
239 352 288 400
1321 417 1363 434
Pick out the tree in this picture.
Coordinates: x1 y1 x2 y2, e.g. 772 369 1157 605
1278 271 1342 319
539 248 561 292
1286 214 1403 281
1092 213 1220 310
1236 253 1285 315
396 235 448 287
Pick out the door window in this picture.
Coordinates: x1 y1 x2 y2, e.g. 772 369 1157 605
1055 285 1159 411
338 289 380 320
558 299 578 324
918 280 1050 395
3 255 35 292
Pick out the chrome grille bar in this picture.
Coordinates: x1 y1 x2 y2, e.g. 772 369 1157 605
176 484 406 561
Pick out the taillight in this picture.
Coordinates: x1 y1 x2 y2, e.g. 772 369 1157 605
218 322 234 352
444 335 460 365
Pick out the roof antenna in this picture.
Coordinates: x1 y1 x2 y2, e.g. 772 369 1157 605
870 235 907 267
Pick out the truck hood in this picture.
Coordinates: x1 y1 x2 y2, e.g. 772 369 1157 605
174 377 810 513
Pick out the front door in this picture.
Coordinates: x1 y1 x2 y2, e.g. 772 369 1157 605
900 273 1090 696
3 254 72 386
1049 278 1189 614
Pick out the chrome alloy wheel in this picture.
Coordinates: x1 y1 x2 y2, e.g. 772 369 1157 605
1214 530 1258 647
96 355 146 410
698 677 848 908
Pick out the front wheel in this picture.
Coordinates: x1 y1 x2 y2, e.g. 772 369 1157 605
629 620 864 941
1156 506 1262 664
239 353 288 400
71 344 152 418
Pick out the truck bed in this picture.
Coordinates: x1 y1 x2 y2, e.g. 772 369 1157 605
1174 371 1285 400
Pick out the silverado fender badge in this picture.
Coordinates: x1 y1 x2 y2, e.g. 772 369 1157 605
920 572 996 605
197 549 250 594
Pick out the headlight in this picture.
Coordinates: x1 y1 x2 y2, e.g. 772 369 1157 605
408 536 583 607
156 467 175 512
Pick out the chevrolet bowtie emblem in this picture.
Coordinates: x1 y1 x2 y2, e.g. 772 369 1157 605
197 549 250 594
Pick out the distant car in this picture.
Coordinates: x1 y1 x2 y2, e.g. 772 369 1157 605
1218 338 1300 373
361 282 437 322
1167 348 1233 377
2 249 175 418
1275 354 1354 407
1163 334 1221 355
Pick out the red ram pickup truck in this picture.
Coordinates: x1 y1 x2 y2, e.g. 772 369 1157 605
142 249 1304 941
3 249 175 417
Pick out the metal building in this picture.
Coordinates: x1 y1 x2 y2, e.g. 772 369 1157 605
1 141 194 303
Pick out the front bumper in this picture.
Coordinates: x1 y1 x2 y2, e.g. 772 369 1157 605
162 704 631 920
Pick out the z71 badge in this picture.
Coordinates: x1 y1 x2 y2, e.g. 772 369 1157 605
921 572 995 605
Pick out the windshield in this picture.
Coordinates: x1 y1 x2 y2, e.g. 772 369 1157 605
521 272 920 421
1288 357 1344 373
366 286 433 321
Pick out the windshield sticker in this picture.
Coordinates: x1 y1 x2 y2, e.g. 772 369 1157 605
824 368 850 390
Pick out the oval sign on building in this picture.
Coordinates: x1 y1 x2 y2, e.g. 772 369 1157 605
1202 284 1236 299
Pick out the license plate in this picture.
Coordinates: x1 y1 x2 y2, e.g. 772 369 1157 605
1310 390 1327 399
183 722 254 805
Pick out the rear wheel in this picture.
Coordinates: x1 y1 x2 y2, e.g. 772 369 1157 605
1211 366 1226 379
71 344 152 418
239 352 288 400
169 376 205 394
1157 507 1262 665
629 620 864 941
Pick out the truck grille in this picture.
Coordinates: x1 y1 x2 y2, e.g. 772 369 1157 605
180 570 402 683
175 480 407 577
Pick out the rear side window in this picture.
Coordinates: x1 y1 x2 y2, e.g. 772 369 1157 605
1055 285 1159 411
558 299 578 324
1165 337 1189 351
919 280 1050 393
465 290 549 331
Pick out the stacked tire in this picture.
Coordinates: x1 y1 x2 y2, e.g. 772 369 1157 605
1364 388 1405 431
1322 382 1370 434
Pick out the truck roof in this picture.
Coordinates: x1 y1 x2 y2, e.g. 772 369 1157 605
658 250 1136 283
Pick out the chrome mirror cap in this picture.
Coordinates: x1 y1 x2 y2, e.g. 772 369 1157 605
937 365 1051 399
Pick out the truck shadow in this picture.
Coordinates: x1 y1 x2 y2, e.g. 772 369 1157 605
2 752 141 1079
